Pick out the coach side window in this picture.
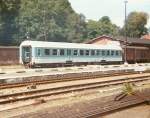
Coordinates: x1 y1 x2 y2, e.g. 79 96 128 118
52 49 57 55
96 50 100 56
107 50 110 56
91 50 95 56
111 50 114 56
60 49 65 56
73 50 78 56
80 50 84 56
115 51 119 56
119 51 122 56
85 50 89 56
67 49 71 56
102 50 105 56
45 49 50 55
37 49 41 56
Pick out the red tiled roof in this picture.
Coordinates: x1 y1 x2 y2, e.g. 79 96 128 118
86 35 150 45
85 35 114 44
141 34 150 40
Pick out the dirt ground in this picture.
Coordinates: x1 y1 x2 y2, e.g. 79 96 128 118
0 65 24 70
100 104 150 118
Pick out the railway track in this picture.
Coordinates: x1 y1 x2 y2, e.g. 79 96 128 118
0 74 150 105
0 70 148 89
12 89 150 118
71 91 150 118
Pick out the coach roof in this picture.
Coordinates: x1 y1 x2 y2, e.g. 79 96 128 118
20 40 122 50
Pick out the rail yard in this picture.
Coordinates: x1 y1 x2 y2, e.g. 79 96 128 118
0 64 150 118
0 0 150 117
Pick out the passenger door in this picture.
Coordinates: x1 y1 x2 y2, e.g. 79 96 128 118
22 46 31 64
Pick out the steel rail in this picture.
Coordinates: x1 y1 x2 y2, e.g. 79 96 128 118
12 89 150 118
0 75 149 105
0 70 147 89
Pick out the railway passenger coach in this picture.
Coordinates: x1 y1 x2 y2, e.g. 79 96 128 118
19 40 122 67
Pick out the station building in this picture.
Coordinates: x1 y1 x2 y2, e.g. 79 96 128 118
0 46 19 65
86 35 150 63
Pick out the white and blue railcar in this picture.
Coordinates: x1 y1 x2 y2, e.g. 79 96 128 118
19 40 122 67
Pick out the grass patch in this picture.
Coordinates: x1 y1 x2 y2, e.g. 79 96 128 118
51 69 59 71
78 67 83 70
65 68 72 71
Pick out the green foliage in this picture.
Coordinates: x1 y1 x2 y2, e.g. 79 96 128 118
121 11 149 38
0 0 87 45
148 27 150 33
86 20 99 39
16 0 87 44
122 83 134 95
0 1 149 45
0 0 21 45
86 16 119 40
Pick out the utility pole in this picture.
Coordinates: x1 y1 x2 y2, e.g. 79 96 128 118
43 9 47 41
124 0 128 64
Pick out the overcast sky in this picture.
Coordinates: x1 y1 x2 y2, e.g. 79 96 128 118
68 0 150 27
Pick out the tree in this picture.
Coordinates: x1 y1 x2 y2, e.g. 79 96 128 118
148 27 150 33
86 16 119 39
16 0 87 44
99 16 111 24
121 11 149 38
0 0 21 45
86 20 99 39
0 0 87 45
98 16 119 36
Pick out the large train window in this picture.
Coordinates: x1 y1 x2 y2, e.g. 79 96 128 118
91 50 95 56
85 50 89 56
115 51 119 56
60 49 65 56
52 49 57 55
45 49 50 55
102 50 105 56
96 50 100 56
73 50 78 56
67 49 71 56
111 50 114 56
119 51 122 56
80 50 84 56
107 50 110 56
37 49 41 56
